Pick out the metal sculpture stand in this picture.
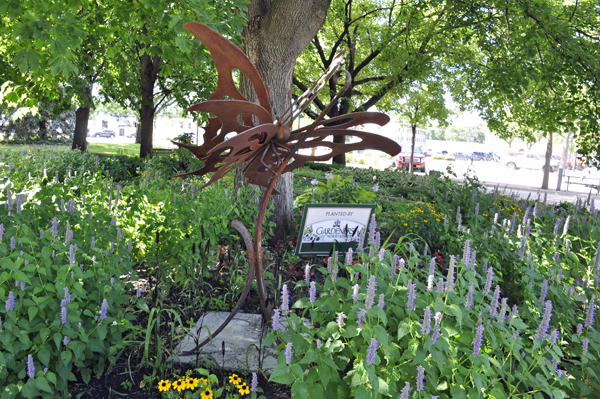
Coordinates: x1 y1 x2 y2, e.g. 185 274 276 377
172 22 402 356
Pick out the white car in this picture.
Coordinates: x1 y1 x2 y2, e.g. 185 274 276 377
501 152 558 172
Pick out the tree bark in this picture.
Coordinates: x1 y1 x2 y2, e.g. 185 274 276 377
72 86 92 151
139 50 161 158
541 131 553 189
39 119 48 141
409 124 417 173
235 0 332 241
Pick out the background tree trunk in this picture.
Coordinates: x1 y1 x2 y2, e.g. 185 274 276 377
541 131 553 189
72 86 92 151
139 52 161 158
235 0 332 241
409 124 417 173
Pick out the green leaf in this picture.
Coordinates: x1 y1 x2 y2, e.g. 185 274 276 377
37 349 51 366
60 350 72 366
398 321 410 340
307 383 323 398
270 364 294 384
452 386 468 399
28 307 38 322
299 350 317 364
445 304 463 326
291 381 308 399
320 364 331 389
34 377 53 394
13 271 31 284
355 385 372 399
473 371 483 394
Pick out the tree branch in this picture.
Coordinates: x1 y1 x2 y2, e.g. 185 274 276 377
293 76 326 111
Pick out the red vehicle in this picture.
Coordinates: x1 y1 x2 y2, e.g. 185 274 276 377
396 147 426 172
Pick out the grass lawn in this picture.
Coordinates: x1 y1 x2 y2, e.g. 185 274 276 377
0 141 173 156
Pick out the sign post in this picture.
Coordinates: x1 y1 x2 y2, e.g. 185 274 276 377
296 203 376 256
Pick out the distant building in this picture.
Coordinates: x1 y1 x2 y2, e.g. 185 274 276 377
89 113 136 137
394 125 427 151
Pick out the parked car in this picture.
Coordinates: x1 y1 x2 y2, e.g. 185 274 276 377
126 132 136 138
501 152 558 172
396 147 426 172
470 152 491 161
92 129 116 138
452 152 472 161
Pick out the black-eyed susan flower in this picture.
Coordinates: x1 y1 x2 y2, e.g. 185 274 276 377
200 387 214 399
238 382 250 395
172 379 185 392
158 380 171 392
229 374 242 385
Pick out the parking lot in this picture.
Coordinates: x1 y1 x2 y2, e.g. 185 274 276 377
422 158 593 194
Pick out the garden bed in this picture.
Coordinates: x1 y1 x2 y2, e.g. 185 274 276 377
0 147 599 399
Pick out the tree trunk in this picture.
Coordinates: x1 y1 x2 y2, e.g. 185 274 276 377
541 131 552 189
39 119 47 141
139 50 161 158
72 86 92 151
235 0 332 241
409 124 417 173
73 106 90 151
135 121 142 144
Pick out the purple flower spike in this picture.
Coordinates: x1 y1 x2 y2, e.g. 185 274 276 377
583 338 589 356
284 342 293 365
63 336 70 346
416 365 425 392
272 309 281 331
377 293 385 309
585 296 596 329
100 299 108 320
251 372 258 393
549 329 559 345
473 322 485 356
421 306 432 336
27 354 35 379
366 338 378 365
5 291 15 311
304 264 311 283
309 282 316 304
539 279 548 304
357 308 367 329
465 283 474 311
281 285 289 313
337 312 345 328
406 279 416 313
536 300 553 340
365 275 377 309
60 299 68 324
399 382 410 399
489 285 500 318
431 323 440 345
352 284 360 301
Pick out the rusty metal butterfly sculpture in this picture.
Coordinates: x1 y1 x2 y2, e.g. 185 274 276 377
172 22 401 355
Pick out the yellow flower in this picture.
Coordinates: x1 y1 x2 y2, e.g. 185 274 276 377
185 377 198 389
201 388 214 399
158 380 171 392
229 374 242 385
238 382 250 395
172 379 185 392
